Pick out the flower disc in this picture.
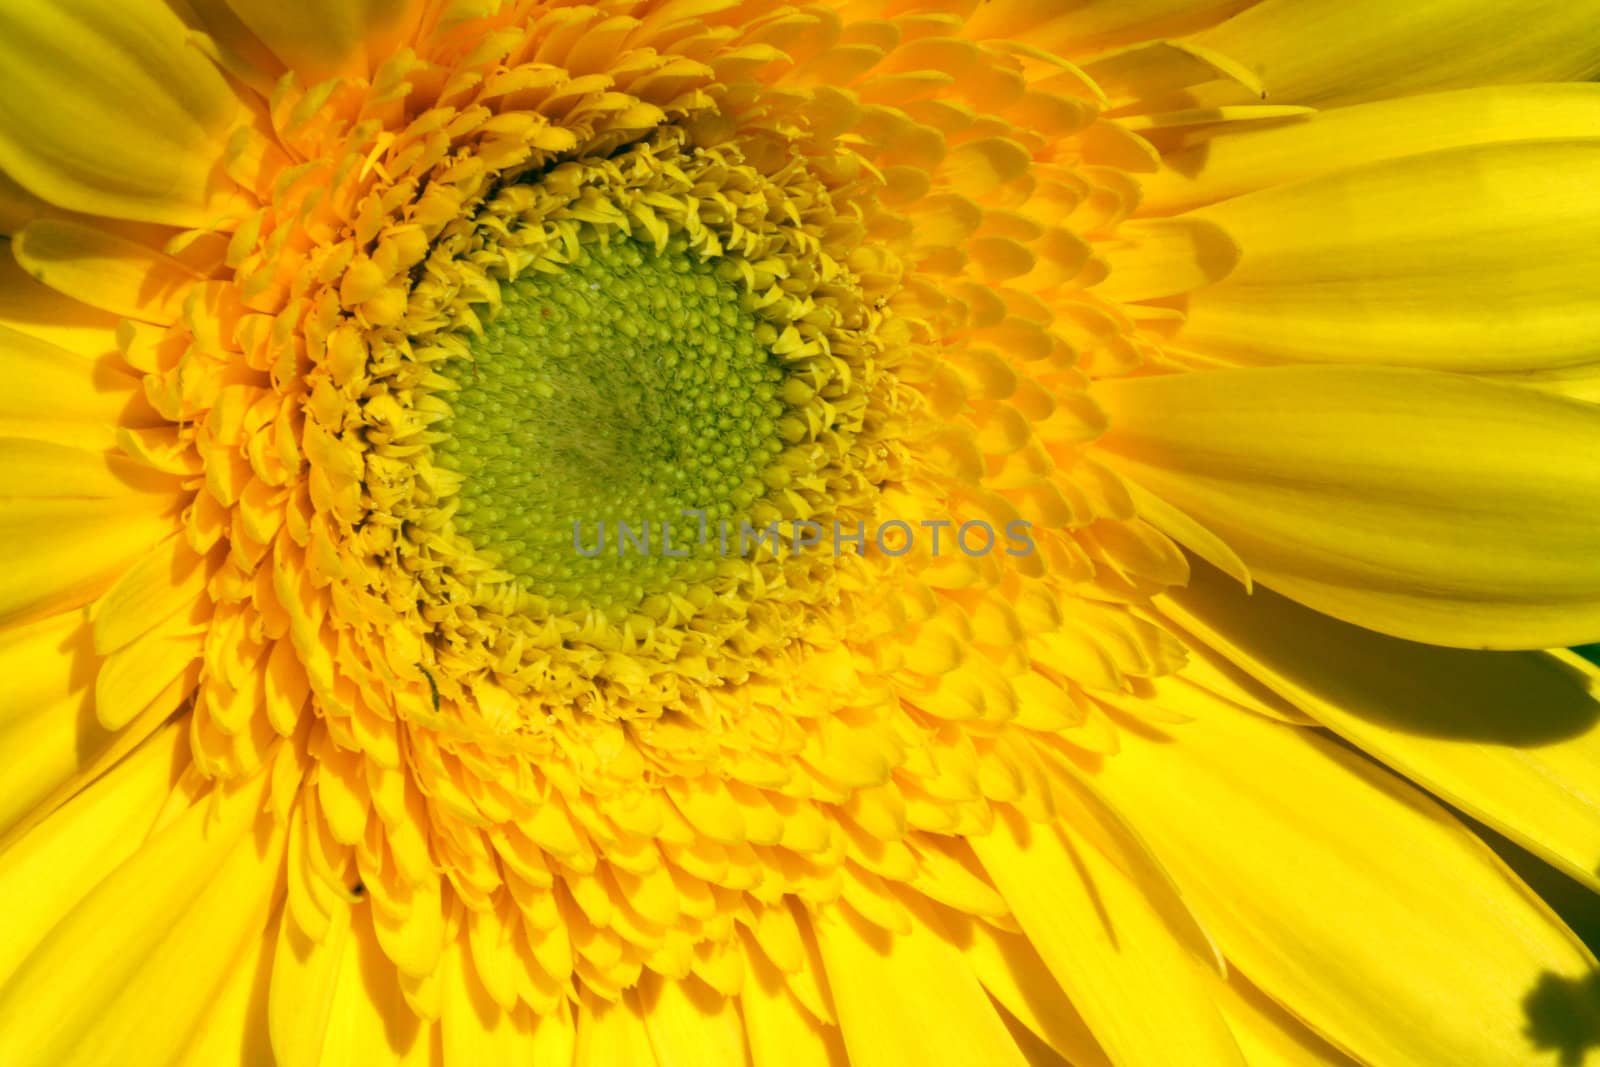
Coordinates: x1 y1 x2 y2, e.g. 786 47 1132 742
438 236 786 612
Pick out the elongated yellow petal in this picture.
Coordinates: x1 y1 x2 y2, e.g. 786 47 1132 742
1217 974 1355 1067
964 1 1255 56
575 992 659 1067
440 937 532 1067
14 219 200 325
0 258 121 369
0 610 89 736
212 0 423 79
813 903 1029 1067
1192 0 1600 108
0 495 180 630
1090 694 1600 1066
165 0 286 93
91 534 209 654
740 958 848 1067
956 916 1111 1067
1082 40 1267 106
638 975 748 1067
0 723 182 983
1164 561 1600 894
95 613 204 731
1091 217 1239 303
174 922 274 1067
1122 477 1250 589
270 896 352 1067
0 600 192 848
0 0 245 226
531 1001 577 1067
0 771 283 1067
0 169 50 234
1141 84 1600 215
0 322 136 449
1096 365 1600 648
0 438 175 499
313 907 438 1066
1171 141 1600 372
1491 362 1600 404
972 815 1243 1067
0 611 114 838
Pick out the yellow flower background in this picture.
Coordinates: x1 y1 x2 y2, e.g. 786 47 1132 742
2 0 1600 1064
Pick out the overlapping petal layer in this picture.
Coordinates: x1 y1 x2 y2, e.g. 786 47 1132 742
1096 365 1600 648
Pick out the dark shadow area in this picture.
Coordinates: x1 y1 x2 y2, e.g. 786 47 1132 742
64 614 109 766
1466 816 1600 1066
1165 559 1600 745
1525 973 1600 1067
1474 819 1600 954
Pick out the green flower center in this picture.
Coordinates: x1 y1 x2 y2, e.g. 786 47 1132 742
437 237 787 614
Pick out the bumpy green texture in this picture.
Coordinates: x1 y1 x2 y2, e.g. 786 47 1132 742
436 238 786 613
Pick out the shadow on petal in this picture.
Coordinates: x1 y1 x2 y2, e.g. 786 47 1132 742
1525 972 1600 1067
1166 560 1600 746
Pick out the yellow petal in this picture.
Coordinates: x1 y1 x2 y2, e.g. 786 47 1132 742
95 612 204 731
0 437 175 499
0 321 136 450
368 863 444 979
1141 84 1600 215
1491 362 1600 405
1191 0 1600 109
0 0 245 226
174 921 274 1067
0 494 180 629
269 896 352 1067
214 0 424 80
315 906 437 1066
91 534 209 654
0 722 183 982
0 168 51 234
0 601 191 848
166 0 288 93
1090 217 1239 303
972 814 1243 1067
440 936 531 1067
1217 973 1355 1067
531 1000 577 1067
964 1 1255 57
638 975 748 1067
956 916 1111 1067
14 218 200 325
0 610 90 739
1090 693 1600 1066
1121 477 1250 589
1082 39 1266 105
0 611 111 838
1173 140 1600 372
0 770 283 1067
1095 365 1600 649
812 903 1030 1067
575 992 659 1067
1164 560 1600 894
740 957 848 1067
0 257 122 369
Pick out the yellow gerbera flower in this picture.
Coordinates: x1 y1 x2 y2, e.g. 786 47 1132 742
3 0 1600 1063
